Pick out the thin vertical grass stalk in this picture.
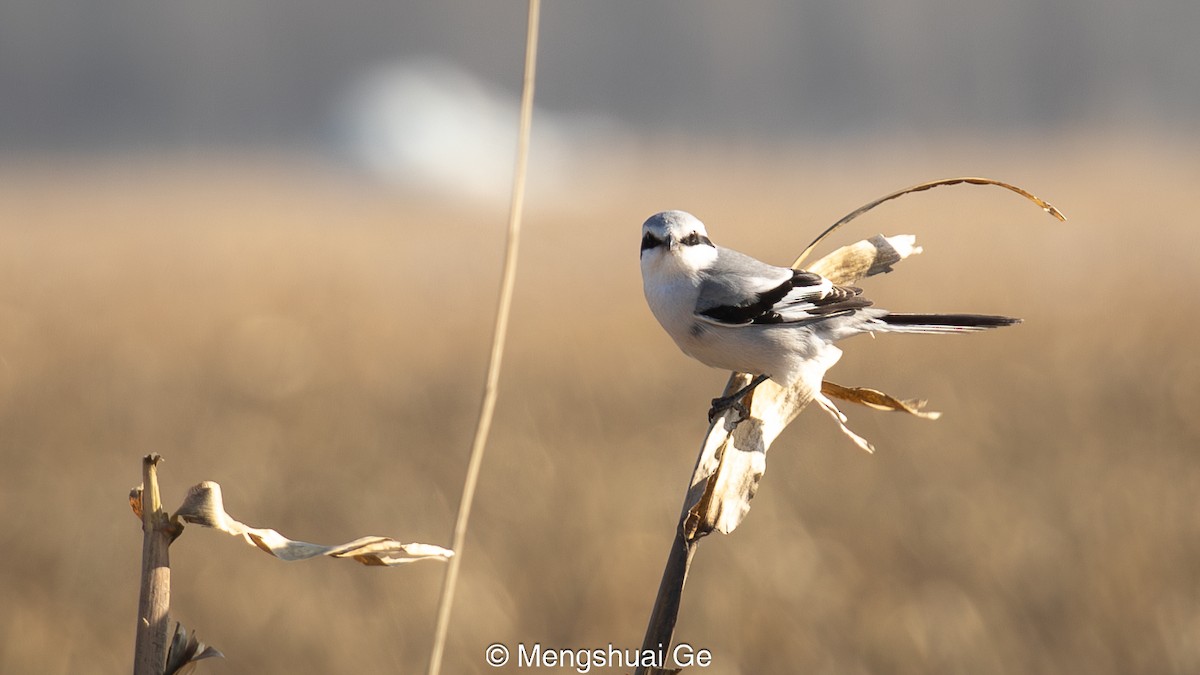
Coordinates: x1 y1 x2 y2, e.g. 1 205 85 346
133 454 174 675
425 2 541 674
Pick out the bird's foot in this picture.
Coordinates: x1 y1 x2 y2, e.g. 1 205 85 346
707 374 769 424
707 396 749 424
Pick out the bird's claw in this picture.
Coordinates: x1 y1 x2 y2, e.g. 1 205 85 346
708 396 749 424
707 374 768 423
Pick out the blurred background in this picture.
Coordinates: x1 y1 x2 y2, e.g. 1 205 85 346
2 1 1198 673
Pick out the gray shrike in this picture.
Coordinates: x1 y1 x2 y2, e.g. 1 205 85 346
639 210 1019 420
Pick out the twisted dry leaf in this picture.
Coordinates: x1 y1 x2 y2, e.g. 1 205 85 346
130 481 454 566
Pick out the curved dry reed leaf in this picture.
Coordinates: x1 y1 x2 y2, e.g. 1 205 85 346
171 481 453 566
812 393 877 454
822 381 942 420
792 177 1066 269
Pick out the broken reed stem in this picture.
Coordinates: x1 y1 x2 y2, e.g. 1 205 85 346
425 2 540 674
133 454 173 675
635 529 698 674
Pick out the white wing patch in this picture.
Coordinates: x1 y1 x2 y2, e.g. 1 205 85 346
766 277 835 321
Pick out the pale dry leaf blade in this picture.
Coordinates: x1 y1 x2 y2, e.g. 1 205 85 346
172 481 453 566
326 536 457 566
822 381 942 419
813 391 876 454
806 233 922 282
683 374 784 539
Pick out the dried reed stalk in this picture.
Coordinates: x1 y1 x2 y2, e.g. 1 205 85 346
425 2 542 673
133 454 179 675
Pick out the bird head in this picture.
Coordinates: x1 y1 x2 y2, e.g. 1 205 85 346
640 210 718 277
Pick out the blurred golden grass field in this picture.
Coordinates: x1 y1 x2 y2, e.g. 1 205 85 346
1 133 1198 673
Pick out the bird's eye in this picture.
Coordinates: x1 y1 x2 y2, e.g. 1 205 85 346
641 232 664 252
680 232 712 247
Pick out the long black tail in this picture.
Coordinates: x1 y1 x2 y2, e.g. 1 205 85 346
879 313 1021 334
